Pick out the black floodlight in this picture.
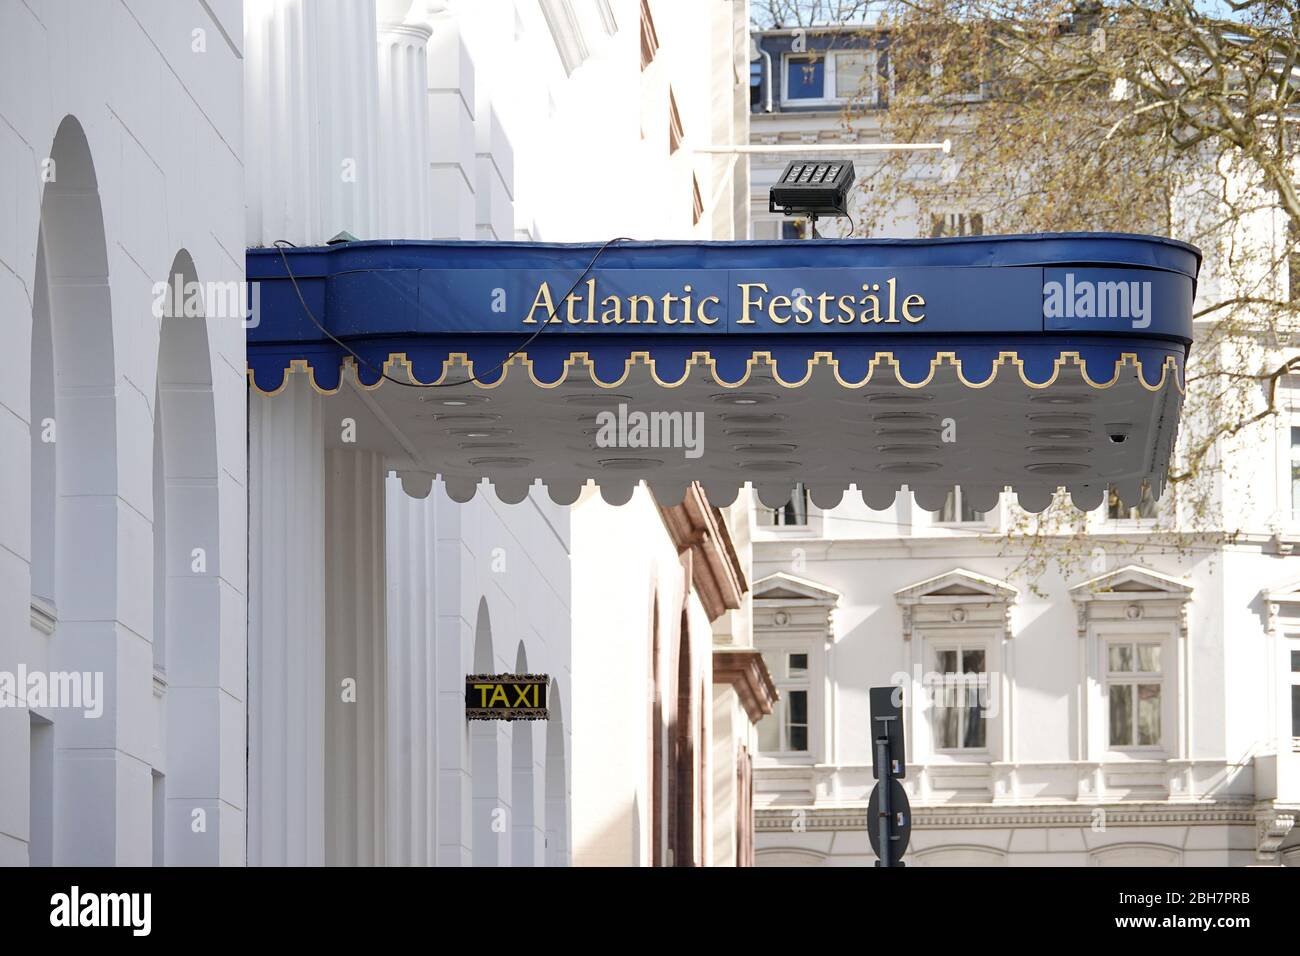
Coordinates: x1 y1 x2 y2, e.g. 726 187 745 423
768 159 855 218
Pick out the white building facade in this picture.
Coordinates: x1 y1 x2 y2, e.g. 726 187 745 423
0 0 762 868
746 25 1300 867
243 0 729 867
572 486 775 867
0 0 247 865
565 0 772 867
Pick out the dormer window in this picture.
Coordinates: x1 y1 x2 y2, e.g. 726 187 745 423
784 55 825 101
781 50 880 107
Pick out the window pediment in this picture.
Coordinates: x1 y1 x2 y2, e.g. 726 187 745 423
894 568 1017 640
753 572 840 638
1261 575 1300 633
1262 576 1300 605
1070 564 1192 600
1070 564 1192 638
753 572 840 606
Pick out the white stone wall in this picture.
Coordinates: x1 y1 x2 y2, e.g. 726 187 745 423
0 0 247 865
241 0 617 866
570 486 716 867
246 0 764 869
747 34 1300 867
749 535 1273 865
560 0 754 866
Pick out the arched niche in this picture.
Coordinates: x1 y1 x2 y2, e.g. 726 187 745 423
30 115 116 618
152 248 221 865
28 114 118 866
470 597 500 866
510 641 536 866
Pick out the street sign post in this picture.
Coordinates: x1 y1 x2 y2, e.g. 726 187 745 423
868 686 910 867
867 777 910 862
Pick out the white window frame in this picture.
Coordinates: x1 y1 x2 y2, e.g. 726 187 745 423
1289 637 1300 749
757 648 812 756
755 639 820 765
1102 479 1161 525
1072 567 1191 768
749 216 808 242
753 574 839 769
925 638 993 755
1290 422 1300 525
756 482 812 529
932 486 989 528
1103 637 1167 752
898 571 1017 769
914 627 1002 764
780 50 879 108
1279 400 1300 530
884 53 987 105
1087 625 1177 760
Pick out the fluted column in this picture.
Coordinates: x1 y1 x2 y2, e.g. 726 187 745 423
325 449 388 866
377 9 433 238
385 477 438 865
248 377 325 866
245 0 381 245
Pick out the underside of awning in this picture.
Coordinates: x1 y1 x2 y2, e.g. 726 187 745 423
247 234 1198 513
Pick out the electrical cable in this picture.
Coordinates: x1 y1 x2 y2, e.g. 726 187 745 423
272 236 631 389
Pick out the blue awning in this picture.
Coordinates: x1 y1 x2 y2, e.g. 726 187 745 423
246 234 1198 513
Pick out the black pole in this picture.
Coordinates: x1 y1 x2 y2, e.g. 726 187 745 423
869 686 908 867
875 736 892 868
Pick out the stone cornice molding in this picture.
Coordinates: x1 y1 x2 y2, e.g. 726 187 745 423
753 530 1282 562
756 801 1256 831
378 21 434 41
658 483 748 621
713 648 779 724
